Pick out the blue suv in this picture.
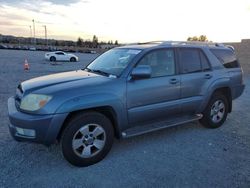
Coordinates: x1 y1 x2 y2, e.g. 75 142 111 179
8 41 245 166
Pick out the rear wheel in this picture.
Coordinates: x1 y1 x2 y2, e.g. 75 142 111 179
200 92 229 128
50 56 56 62
61 112 114 167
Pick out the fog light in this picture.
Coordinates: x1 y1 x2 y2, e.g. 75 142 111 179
16 127 36 137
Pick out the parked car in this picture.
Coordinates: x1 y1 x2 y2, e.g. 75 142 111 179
45 51 79 62
0 44 7 49
8 41 245 167
29 47 36 51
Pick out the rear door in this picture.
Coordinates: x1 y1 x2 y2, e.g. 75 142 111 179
177 48 214 115
126 48 181 125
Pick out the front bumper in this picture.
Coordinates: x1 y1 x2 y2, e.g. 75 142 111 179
7 97 68 146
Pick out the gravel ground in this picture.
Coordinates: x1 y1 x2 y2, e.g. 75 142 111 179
0 49 250 188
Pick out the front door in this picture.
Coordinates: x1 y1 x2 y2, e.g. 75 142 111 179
55 52 65 61
126 48 181 125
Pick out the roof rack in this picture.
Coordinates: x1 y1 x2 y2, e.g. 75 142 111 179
137 41 166 45
226 45 235 51
164 41 225 47
136 41 225 47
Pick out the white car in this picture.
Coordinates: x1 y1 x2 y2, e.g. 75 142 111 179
45 51 79 62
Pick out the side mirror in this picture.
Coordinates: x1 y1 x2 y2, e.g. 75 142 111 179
130 65 152 80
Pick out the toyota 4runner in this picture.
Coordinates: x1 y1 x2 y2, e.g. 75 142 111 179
8 41 245 167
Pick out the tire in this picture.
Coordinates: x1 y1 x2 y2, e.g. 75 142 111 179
70 57 76 62
200 92 229 128
50 56 56 62
61 112 114 167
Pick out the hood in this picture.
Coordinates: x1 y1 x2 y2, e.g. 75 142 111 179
21 70 102 92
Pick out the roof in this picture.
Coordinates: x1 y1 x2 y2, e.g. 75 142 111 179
117 41 234 51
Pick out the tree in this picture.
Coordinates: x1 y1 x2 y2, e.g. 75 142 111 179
198 35 208 42
114 40 118 45
187 35 208 42
77 37 83 46
92 35 98 48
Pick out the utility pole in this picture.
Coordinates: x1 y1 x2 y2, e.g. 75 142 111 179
32 19 36 45
43 25 48 47
29 25 32 44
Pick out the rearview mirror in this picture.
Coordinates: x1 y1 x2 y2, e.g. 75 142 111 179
130 65 152 80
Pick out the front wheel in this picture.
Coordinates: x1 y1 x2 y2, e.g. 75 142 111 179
50 56 56 62
61 112 114 167
70 57 76 62
200 92 229 128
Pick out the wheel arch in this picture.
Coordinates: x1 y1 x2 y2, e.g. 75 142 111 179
200 86 232 113
57 106 121 142
70 56 76 61
212 87 232 113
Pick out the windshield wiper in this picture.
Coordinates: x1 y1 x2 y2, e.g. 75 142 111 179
84 67 92 72
84 68 110 77
92 69 110 76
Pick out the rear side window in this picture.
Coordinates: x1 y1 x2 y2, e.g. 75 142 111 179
210 49 240 68
179 49 202 73
55 52 64 55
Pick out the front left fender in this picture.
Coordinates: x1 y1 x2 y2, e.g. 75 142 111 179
55 93 128 132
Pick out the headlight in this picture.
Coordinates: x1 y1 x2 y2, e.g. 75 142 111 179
20 94 52 111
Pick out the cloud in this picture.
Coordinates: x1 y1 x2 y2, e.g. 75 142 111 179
0 21 14 26
0 0 83 6
0 13 29 21
0 0 249 42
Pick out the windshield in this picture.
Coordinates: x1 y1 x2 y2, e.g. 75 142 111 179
86 48 141 77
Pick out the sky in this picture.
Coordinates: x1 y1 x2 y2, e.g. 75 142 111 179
0 0 250 43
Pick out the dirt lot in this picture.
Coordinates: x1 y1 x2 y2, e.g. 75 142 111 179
0 49 250 188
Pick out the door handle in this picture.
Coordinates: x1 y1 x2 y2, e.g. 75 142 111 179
204 74 212 79
169 78 178 84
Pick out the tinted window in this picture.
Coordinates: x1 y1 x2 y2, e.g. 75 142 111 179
56 52 64 55
200 51 211 71
137 49 175 78
210 49 239 68
179 49 201 73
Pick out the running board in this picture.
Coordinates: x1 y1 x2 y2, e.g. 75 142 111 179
122 114 203 138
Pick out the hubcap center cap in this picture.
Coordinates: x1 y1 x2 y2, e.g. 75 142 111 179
84 137 94 145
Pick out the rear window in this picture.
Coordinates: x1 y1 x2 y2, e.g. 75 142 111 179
210 49 240 68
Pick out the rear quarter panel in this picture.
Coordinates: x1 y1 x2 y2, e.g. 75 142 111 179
197 69 231 113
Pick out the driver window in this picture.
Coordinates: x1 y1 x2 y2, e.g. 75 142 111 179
137 49 175 78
